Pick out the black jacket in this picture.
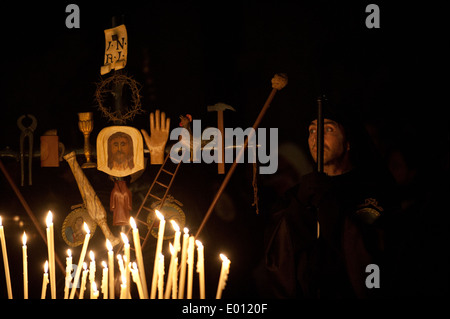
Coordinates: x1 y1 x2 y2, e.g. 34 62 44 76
264 169 399 298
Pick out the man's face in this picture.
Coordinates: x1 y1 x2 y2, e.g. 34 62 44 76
308 119 349 166
110 136 131 164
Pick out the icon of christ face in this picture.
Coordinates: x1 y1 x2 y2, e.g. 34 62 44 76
107 132 134 171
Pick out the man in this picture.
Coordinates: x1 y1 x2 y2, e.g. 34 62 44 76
264 101 399 298
107 132 134 171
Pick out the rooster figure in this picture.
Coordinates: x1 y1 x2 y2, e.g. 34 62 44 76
178 114 215 161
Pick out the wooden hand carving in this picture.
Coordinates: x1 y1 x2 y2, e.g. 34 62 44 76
141 109 170 164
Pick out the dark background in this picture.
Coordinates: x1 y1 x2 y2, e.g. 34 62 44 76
0 1 447 300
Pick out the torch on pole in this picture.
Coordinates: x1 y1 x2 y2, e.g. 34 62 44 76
194 73 288 240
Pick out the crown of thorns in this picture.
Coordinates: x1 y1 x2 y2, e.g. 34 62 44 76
95 73 143 124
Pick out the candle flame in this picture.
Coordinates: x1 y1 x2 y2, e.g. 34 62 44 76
132 262 138 271
169 242 175 255
91 281 97 292
106 239 112 252
129 217 137 229
83 222 90 234
155 209 164 221
184 227 189 235
195 240 203 249
22 231 27 246
220 253 229 262
89 250 95 262
67 249 72 257
0 216 2 226
46 211 53 227
83 262 87 270
120 232 129 245
170 220 180 232
44 260 48 273
102 261 107 269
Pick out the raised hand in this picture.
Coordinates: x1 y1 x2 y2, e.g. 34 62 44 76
141 109 170 164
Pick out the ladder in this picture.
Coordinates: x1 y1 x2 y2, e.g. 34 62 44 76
117 151 182 252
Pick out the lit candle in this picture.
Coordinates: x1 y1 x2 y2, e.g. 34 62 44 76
41 260 49 299
46 211 56 299
117 254 125 278
170 220 181 253
79 262 88 299
123 255 131 299
178 227 189 299
69 222 91 299
121 232 131 299
172 255 178 299
186 236 195 299
164 220 180 299
196 240 205 299
22 232 28 299
101 261 108 299
106 239 115 299
130 262 145 299
0 216 12 299
64 249 72 299
164 243 176 299
216 254 231 299
0 217 12 299
119 274 127 299
150 210 166 299
157 253 165 299
89 250 96 299
91 281 99 299
130 217 148 299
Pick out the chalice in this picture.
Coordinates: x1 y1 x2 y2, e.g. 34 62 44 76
78 112 97 168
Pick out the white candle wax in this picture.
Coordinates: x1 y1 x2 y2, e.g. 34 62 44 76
164 221 180 299
121 232 131 299
216 254 231 299
196 240 205 299
46 211 56 299
101 261 108 299
91 281 99 299
22 232 28 299
130 217 148 298
41 260 49 299
151 210 166 299
69 222 91 299
178 227 189 299
172 256 178 299
79 262 88 299
119 275 127 299
0 217 12 299
186 236 195 299
89 250 96 299
106 240 115 299
117 254 125 277
157 254 165 299
130 262 145 299
64 249 72 299
164 243 176 299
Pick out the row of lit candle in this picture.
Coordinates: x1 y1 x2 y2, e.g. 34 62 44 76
0 210 231 299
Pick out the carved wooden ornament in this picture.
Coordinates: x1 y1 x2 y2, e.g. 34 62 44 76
96 126 144 177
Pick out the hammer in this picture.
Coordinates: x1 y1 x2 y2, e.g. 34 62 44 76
207 103 236 174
